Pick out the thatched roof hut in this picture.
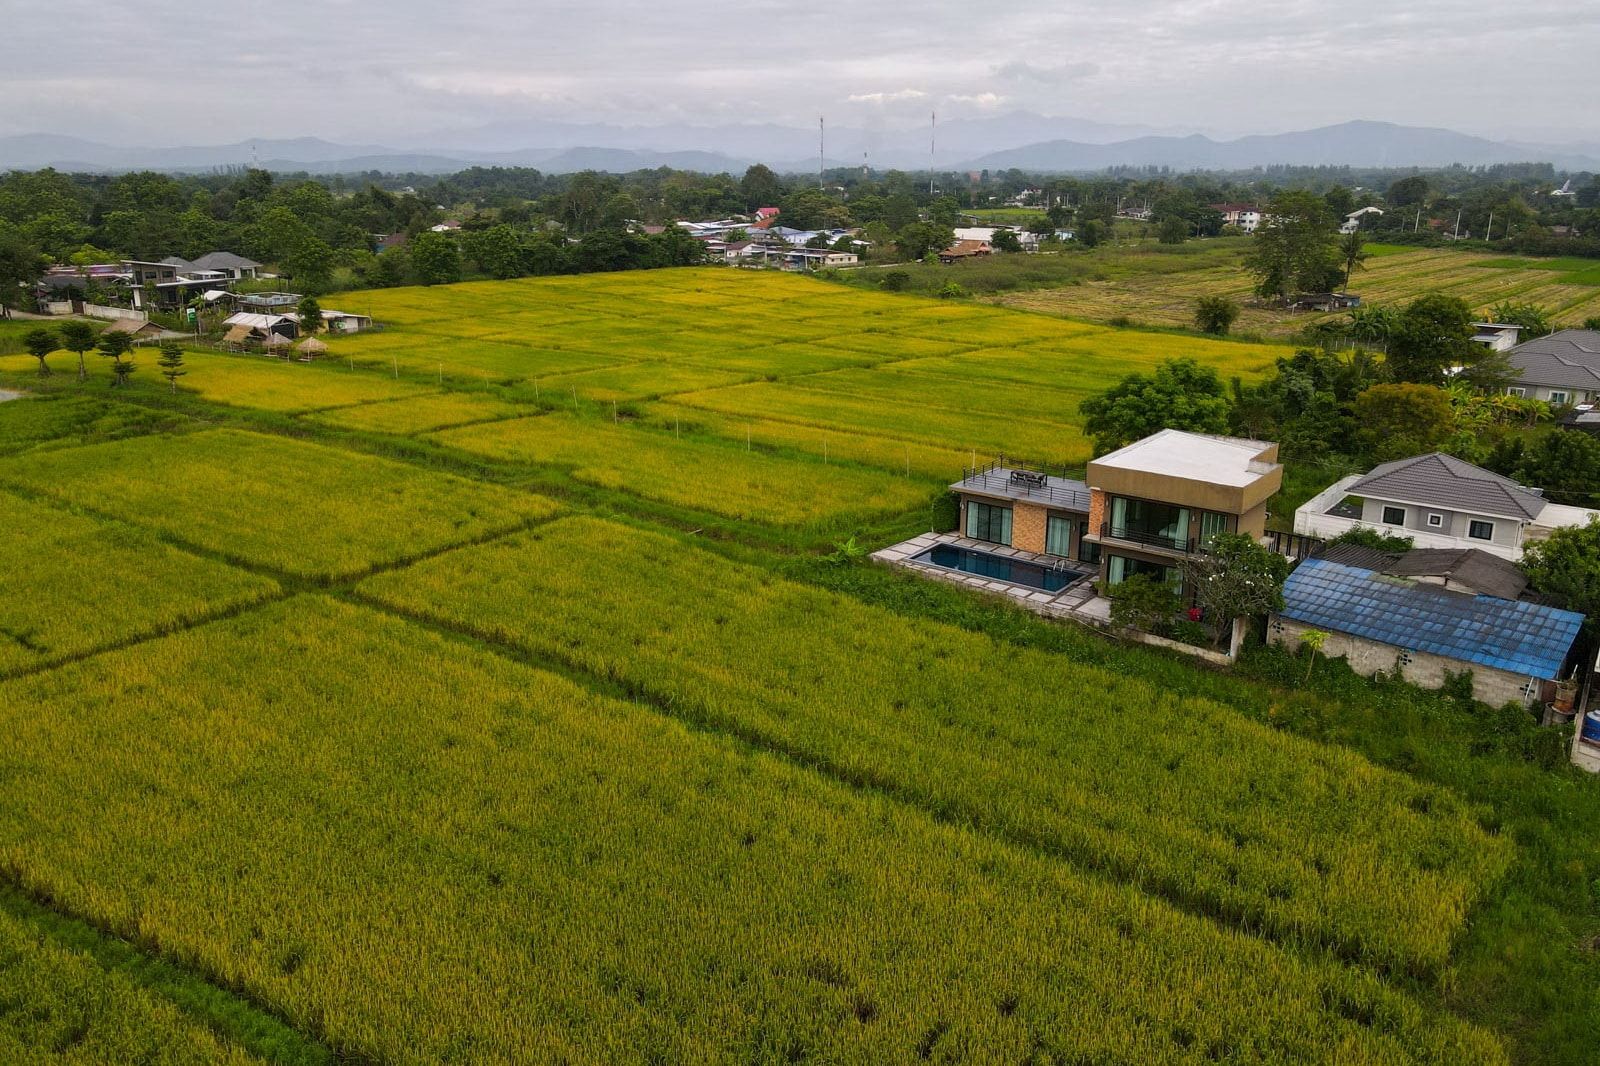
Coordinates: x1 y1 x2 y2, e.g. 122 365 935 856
222 325 253 346
294 336 328 359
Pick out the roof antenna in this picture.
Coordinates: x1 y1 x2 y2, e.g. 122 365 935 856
930 111 936 195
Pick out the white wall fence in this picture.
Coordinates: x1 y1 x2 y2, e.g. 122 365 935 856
44 301 145 322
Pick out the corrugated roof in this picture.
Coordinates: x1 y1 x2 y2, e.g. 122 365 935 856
1280 558 1583 679
1508 329 1600 391
1348 452 1546 521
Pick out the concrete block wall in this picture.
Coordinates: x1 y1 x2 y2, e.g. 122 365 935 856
1273 616 1537 707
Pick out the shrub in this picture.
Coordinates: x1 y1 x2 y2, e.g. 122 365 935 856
1195 295 1241 335
1328 526 1415 552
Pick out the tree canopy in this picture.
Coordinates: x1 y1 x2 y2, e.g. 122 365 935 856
1079 358 1232 455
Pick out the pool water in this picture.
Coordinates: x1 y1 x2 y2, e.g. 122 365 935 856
914 544 1085 593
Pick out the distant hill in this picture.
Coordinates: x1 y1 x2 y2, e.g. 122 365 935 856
966 120 1600 172
3 118 1598 176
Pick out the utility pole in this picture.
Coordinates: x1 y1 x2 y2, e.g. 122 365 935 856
1453 209 1462 240
929 111 936 196
1486 209 1494 241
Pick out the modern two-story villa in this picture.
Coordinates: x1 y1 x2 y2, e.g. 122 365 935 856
949 429 1284 597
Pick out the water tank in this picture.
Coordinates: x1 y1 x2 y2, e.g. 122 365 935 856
1582 711 1600 746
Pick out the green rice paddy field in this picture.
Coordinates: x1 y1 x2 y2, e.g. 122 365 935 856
0 267 1596 1064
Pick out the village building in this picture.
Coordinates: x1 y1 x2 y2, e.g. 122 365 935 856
1293 452 1600 560
1272 545 1584 708
1502 328 1600 406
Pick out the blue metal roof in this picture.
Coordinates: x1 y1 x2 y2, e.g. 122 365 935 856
1280 558 1585 679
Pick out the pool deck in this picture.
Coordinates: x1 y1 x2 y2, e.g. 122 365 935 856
872 531 1111 624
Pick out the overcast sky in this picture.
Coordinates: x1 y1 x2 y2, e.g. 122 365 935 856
7 1 1597 146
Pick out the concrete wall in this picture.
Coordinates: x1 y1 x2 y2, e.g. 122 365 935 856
1358 498 1519 548
1273 616 1540 707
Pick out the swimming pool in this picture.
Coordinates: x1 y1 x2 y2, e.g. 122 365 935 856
912 544 1087 593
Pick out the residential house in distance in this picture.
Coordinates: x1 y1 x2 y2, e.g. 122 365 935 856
1272 544 1585 708
1472 321 1523 353
1339 206 1385 233
187 251 262 280
123 258 230 310
1209 203 1262 233
1294 452 1600 560
953 226 1040 251
939 239 993 263
1503 328 1600 406
429 220 462 233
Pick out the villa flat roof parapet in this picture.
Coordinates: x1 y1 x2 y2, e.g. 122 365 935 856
952 467 1091 512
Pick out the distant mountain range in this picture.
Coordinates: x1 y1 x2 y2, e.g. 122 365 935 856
2 118 1596 176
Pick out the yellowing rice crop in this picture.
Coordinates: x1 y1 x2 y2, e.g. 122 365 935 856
0 488 279 674
429 413 933 524
0 429 558 579
0 595 1506 1065
359 516 1510 973
304 391 524 434
0 905 263 1065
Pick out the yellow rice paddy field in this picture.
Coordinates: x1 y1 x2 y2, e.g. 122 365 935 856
996 247 1600 335
0 263 1586 1063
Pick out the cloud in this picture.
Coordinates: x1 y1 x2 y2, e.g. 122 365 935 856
846 89 930 105
946 92 1007 109
993 61 1099 85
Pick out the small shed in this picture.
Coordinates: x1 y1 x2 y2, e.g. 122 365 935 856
294 336 328 361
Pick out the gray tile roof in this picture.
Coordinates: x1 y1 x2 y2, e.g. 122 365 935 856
1508 329 1600 391
1281 559 1583 678
1312 544 1529 600
190 251 262 271
1348 452 1546 521
1387 548 1529 601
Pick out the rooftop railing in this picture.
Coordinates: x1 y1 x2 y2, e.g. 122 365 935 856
959 456 1091 511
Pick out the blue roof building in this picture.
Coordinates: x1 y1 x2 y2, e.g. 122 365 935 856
1275 558 1585 707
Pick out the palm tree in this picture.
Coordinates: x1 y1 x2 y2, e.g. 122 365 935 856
1339 231 1368 291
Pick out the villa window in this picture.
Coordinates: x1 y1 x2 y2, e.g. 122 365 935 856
1108 497 1190 550
1426 513 1445 529
1468 520 1494 541
1077 521 1101 564
1107 554 1182 595
1549 391 1570 406
1199 511 1231 548
1506 387 1526 398
1381 505 1406 526
1045 514 1074 556
966 500 1013 546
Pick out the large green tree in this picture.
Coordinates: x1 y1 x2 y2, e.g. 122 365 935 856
738 164 783 211
410 231 462 286
1511 431 1600 506
1352 383 1456 461
1243 191 1340 301
1079 358 1231 455
1387 294 1509 388
0 223 46 319
1521 517 1600 636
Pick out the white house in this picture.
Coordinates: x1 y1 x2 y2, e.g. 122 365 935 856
1210 203 1262 233
1339 207 1385 234
1294 452 1600 561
